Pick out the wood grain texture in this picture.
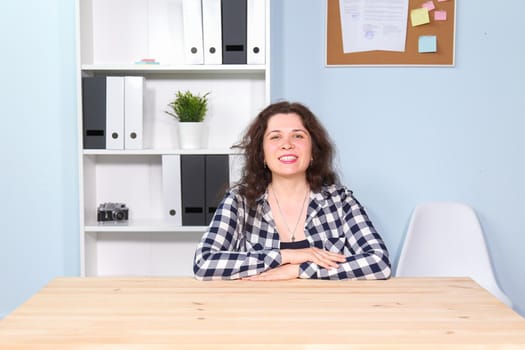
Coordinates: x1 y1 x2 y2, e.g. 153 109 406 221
1 277 524 349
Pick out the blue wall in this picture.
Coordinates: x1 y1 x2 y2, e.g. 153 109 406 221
0 1 78 318
1 1 524 319
271 1 525 316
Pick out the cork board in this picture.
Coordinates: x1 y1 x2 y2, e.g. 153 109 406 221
326 0 455 66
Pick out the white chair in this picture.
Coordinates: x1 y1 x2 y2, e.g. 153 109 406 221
396 202 512 307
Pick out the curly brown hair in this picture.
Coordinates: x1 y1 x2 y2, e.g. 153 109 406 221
233 101 339 207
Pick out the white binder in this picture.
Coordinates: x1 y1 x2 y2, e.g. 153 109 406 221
247 0 266 65
105 77 125 150
202 0 222 65
124 76 144 149
229 154 245 186
161 154 183 226
182 0 204 64
148 0 173 64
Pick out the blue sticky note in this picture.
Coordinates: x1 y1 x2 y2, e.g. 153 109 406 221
418 35 437 53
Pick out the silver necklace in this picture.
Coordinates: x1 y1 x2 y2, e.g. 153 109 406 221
272 185 309 242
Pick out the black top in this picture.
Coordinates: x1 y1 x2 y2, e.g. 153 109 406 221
280 239 310 250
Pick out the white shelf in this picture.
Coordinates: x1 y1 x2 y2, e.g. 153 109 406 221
82 64 266 74
85 220 208 233
83 148 241 156
77 0 270 277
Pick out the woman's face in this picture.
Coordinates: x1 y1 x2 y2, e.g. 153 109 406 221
263 113 312 180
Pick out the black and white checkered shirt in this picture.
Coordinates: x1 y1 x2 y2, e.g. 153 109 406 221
193 184 391 280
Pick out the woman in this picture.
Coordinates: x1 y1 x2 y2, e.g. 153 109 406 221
193 101 391 280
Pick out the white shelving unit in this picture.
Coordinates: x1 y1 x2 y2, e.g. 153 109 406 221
76 0 270 276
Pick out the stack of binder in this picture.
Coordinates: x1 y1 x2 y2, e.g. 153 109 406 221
183 0 266 65
82 76 144 150
162 154 230 226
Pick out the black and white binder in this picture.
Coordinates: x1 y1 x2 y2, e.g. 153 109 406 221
182 0 204 64
247 0 266 64
181 155 206 226
162 155 183 226
205 155 230 224
221 0 247 64
124 76 144 149
82 76 106 149
202 0 222 65
105 76 125 150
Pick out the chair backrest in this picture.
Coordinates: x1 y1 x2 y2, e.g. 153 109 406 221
396 202 512 307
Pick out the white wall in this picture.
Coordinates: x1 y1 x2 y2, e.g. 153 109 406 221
271 1 525 316
0 1 78 318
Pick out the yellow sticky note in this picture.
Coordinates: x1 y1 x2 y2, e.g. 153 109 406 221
411 8 430 27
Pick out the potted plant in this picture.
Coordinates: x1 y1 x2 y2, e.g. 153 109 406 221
165 91 210 149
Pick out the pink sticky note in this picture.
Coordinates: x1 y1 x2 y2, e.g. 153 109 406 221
437 0 448 2
434 10 447 21
422 1 435 11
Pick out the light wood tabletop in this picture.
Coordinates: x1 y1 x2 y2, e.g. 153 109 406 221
0 277 524 349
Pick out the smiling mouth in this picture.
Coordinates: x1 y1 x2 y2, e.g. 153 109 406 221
279 155 298 161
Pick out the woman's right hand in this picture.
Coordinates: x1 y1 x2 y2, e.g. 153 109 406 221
280 247 346 270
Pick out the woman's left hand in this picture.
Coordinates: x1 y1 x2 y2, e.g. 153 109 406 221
242 264 299 281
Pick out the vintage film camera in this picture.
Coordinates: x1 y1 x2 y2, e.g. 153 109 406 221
97 202 129 222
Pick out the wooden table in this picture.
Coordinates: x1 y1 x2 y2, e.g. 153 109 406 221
1 277 524 349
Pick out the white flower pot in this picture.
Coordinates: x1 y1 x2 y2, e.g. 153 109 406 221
178 122 204 149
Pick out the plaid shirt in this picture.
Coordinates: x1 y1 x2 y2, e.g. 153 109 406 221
193 184 391 280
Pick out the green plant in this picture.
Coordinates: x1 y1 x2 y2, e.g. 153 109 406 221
165 91 210 122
